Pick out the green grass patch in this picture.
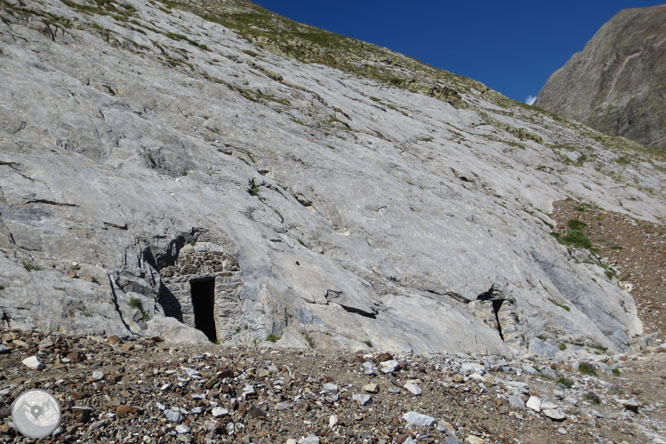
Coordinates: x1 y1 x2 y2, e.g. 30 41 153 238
363 340 373 348
578 362 597 376
557 377 573 389
266 333 280 343
22 262 41 272
247 178 261 197
128 297 150 321
558 343 566 351
567 219 587 230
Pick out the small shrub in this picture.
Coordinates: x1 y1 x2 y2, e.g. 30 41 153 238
23 262 41 272
266 333 280 343
574 205 586 212
181 171 188 176
561 230 592 249
363 340 373 348
0 285 4 290
578 362 597 376
247 178 260 196
583 391 600 404
567 219 587 230
557 377 573 389
559 343 566 351
128 297 150 321
612 368 621 376
235 327 241 334
305 334 314 348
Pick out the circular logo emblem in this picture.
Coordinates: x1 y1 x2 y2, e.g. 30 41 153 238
11 389 61 438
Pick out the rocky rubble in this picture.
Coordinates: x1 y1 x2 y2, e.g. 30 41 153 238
1 329 665 443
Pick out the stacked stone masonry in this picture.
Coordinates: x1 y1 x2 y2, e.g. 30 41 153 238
160 242 243 341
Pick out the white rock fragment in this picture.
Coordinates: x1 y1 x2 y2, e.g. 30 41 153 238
352 393 372 406
402 411 436 427
91 370 104 381
329 414 338 428
298 435 320 444
164 409 183 422
404 382 422 395
526 396 542 412
542 407 566 421
175 424 190 434
22 356 44 370
320 383 338 394
212 407 229 417
380 360 400 373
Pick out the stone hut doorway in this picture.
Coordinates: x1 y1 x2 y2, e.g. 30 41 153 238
190 278 217 342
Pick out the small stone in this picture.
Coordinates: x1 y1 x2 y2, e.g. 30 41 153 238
362 361 376 375
352 393 372 406
258 369 270 378
402 411 436 427
22 356 44 370
452 373 464 383
618 398 640 413
0 345 10 354
329 414 338 428
445 437 461 444
248 405 267 419
380 360 400 373
72 406 92 423
542 407 566 421
212 407 229 417
164 409 183 422
557 427 567 435
298 435 320 444
465 437 486 444
321 383 338 394
404 382 421 395
116 405 139 417
388 386 401 394
92 370 104 381
526 396 542 412
175 424 190 434
274 402 291 411
363 383 379 393
508 396 525 409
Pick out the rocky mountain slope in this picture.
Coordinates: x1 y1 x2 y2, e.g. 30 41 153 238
0 0 665 356
535 5 666 150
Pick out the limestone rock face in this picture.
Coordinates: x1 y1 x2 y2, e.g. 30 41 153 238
535 5 666 150
0 0 663 353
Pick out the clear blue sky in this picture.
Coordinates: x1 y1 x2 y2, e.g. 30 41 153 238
253 1 663 103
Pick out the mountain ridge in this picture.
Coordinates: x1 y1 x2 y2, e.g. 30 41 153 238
535 4 666 150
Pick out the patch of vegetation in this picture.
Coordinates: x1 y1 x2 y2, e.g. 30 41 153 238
305 334 314 348
235 327 241 334
612 368 621 376
128 297 150 321
549 299 571 312
22 262 41 272
558 343 566 351
567 219 587 230
0 285 4 290
557 377 573 389
266 333 280 343
247 178 261 197
552 228 593 250
578 362 597 376
584 391 601 404
363 340 373 348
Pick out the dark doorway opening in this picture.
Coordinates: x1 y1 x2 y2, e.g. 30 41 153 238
190 278 217 342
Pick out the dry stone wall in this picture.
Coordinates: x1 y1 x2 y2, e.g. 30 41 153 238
159 242 243 341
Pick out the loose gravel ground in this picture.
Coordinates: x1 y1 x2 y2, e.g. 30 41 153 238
1 330 665 444
552 199 666 336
